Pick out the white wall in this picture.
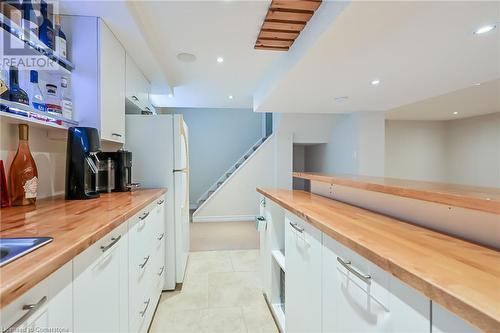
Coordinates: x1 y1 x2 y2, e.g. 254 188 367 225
166 108 263 205
385 120 448 182
303 112 386 176
385 112 500 187
0 122 67 199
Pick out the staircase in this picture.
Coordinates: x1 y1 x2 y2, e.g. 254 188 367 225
194 136 270 210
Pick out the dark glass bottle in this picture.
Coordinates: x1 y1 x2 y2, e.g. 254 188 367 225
9 124 39 206
22 0 42 39
39 0 55 50
9 66 29 105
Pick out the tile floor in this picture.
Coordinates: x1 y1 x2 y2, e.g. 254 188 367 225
149 250 278 333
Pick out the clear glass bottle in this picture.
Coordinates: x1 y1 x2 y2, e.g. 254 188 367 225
60 76 72 119
8 124 38 206
54 15 67 59
29 70 46 113
45 83 62 115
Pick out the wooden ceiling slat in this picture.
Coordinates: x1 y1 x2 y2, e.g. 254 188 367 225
255 45 290 51
255 0 322 51
261 21 305 32
259 30 300 40
265 9 313 23
256 39 294 48
270 0 322 12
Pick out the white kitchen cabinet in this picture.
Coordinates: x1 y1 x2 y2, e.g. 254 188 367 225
0 262 73 333
63 16 126 143
432 302 479 333
126 53 151 112
322 233 430 333
73 223 128 333
285 213 322 333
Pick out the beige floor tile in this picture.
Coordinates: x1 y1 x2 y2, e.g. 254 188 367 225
150 308 208 333
185 251 233 277
208 271 263 308
199 307 247 333
229 249 260 272
158 286 208 312
242 299 279 333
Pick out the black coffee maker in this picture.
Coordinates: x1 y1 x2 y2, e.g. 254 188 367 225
96 149 132 192
65 127 101 200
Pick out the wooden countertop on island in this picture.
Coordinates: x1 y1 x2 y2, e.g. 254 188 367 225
257 187 500 333
293 172 500 215
0 189 167 309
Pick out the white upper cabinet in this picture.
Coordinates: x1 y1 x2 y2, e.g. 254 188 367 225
126 53 151 112
285 213 323 333
322 233 430 333
63 16 126 143
99 20 126 143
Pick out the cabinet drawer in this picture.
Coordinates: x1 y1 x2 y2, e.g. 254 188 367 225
1 262 72 332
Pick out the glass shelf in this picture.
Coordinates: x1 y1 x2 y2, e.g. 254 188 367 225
1 98 78 130
0 13 74 73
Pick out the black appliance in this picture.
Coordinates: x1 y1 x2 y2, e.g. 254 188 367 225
65 127 101 200
96 150 132 192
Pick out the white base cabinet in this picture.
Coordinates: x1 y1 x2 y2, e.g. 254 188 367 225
285 213 322 333
0 262 73 333
432 303 479 333
322 233 430 333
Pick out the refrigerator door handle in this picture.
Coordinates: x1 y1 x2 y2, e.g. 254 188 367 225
173 168 189 173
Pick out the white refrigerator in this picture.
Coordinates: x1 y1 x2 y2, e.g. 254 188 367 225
125 114 190 290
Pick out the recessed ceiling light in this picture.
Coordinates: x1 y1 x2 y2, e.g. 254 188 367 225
176 52 197 63
168 93 173 98
453 111 459 115
334 96 349 103
371 79 380 86
228 95 233 100
217 57 224 63
473 24 496 35
473 83 481 86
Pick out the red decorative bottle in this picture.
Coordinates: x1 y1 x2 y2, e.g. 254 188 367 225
9 124 38 206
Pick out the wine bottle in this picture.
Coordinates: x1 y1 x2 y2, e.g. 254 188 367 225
9 124 38 206
39 0 55 50
9 66 29 105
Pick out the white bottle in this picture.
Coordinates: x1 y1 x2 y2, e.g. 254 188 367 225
60 76 72 119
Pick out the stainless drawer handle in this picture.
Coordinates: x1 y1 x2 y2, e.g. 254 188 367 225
5 296 47 332
111 133 122 137
139 212 150 220
337 257 371 284
158 266 165 276
289 221 304 233
139 298 151 317
100 235 121 252
157 233 165 241
139 255 150 269
131 95 139 101
157 199 164 205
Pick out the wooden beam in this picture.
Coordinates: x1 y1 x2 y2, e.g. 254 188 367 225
255 45 290 51
265 9 313 23
259 30 300 40
255 39 294 48
270 0 322 12
262 21 305 32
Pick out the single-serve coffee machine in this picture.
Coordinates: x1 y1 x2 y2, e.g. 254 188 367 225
65 127 101 200
96 150 133 193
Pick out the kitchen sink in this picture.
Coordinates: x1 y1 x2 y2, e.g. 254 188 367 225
0 237 53 267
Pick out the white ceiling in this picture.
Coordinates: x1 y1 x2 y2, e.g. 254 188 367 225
255 1 500 119
386 79 500 120
130 0 284 108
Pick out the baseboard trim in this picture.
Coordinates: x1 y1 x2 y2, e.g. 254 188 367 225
192 215 257 223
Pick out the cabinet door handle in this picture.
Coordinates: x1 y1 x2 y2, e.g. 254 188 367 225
158 266 165 276
139 298 151 317
111 133 122 137
131 95 139 101
139 212 150 220
157 233 165 241
5 296 47 332
139 255 150 269
157 199 164 205
289 221 304 233
337 257 371 284
100 235 121 253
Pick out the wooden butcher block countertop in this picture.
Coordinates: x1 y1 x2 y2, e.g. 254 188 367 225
293 172 500 215
257 188 500 333
0 189 166 309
